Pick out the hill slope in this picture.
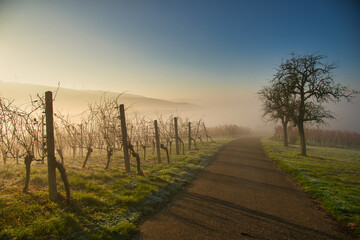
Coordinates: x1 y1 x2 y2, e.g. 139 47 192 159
0 81 195 116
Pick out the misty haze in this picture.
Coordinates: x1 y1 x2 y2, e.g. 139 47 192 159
0 1 359 240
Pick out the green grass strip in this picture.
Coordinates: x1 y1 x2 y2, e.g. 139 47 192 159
262 138 360 235
0 139 231 240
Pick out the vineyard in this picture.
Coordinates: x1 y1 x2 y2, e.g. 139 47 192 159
0 90 247 239
274 126 360 149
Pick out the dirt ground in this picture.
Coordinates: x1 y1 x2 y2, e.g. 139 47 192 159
134 137 356 240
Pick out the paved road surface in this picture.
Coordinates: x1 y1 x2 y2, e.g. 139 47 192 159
135 138 355 240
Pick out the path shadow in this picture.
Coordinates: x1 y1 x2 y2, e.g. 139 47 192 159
200 170 302 195
180 192 344 240
214 159 280 174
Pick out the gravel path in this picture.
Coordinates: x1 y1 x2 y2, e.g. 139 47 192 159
134 137 355 240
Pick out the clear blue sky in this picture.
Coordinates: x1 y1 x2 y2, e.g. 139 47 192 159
0 0 359 130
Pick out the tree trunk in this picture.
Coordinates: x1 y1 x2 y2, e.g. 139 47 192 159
72 146 76 160
179 138 185 155
57 148 64 165
191 138 197 150
142 145 146 161
23 154 33 193
135 153 143 176
198 136 203 145
203 123 213 142
298 122 307 156
105 148 113 169
128 143 143 176
82 147 93 168
16 150 19 165
1 150 7 165
56 161 71 205
161 144 170 163
282 119 289 147
298 90 307 156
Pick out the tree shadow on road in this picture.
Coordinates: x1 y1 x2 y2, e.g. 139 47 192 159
178 192 346 240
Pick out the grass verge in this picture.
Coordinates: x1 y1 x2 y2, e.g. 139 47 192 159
262 138 360 236
0 139 231 240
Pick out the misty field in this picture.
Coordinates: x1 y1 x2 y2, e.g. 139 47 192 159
0 139 229 240
263 138 360 234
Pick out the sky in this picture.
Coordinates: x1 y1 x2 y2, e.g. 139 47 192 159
0 0 359 130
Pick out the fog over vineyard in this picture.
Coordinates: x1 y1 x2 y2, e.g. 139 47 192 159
1 81 359 134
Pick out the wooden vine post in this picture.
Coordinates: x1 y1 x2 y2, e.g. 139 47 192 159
119 104 130 173
45 91 57 201
41 115 45 164
154 120 161 163
80 123 83 158
188 122 191 150
174 117 179 155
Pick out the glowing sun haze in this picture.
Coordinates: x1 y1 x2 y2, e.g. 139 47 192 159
0 0 359 131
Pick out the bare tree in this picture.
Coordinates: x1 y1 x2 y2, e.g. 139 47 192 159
0 96 43 163
270 53 358 155
81 111 96 168
91 93 121 169
157 115 174 154
258 80 295 146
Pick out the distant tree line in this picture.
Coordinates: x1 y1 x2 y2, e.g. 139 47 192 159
274 126 360 149
258 53 358 156
207 124 252 138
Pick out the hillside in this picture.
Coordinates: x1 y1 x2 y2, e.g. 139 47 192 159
0 81 195 116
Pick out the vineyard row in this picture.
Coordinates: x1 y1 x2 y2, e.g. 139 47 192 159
0 91 251 203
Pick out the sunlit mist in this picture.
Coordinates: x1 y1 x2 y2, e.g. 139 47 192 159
0 0 359 133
